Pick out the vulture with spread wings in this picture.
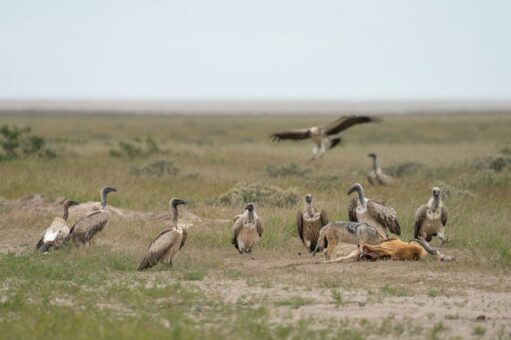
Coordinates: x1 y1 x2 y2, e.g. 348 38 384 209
270 116 379 160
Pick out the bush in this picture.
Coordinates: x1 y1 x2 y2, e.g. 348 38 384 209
466 156 511 172
0 125 56 160
265 162 311 177
216 183 299 208
130 160 180 176
387 161 429 177
110 136 161 158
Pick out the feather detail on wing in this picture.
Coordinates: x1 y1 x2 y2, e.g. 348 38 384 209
70 210 109 244
322 116 378 136
366 200 401 235
414 204 428 239
138 229 175 270
231 217 243 249
296 211 305 244
270 129 311 142
180 229 187 250
441 206 448 227
348 198 358 222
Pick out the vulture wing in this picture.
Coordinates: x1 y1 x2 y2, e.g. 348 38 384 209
366 200 401 235
296 211 305 244
180 228 187 250
231 217 244 250
377 173 394 185
323 116 378 136
70 210 109 244
138 229 175 270
414 204 428 239
348 198 359 222
441 206 448 227
270 129 311 142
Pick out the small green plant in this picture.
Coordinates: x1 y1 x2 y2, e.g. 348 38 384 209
183 270 206 281
430 321 447 340
473 326 486 337
331 288 344 307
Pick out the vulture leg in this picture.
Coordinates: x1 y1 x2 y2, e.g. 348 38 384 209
312 145 320 160
437 228 447 246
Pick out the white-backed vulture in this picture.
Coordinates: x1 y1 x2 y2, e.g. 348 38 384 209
69 186 117 247
232 203 263 254
270 116 379 160
36 199 79 253
414 187 448 245
367 153 393 186
138 198 187 270
296 194 328 253
347 183 401 239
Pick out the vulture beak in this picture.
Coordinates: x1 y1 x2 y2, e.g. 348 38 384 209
347 184 360 196
68 200 79 207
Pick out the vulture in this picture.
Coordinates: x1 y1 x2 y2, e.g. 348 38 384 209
414 187 448 245
347 183 401 239
270 115 379 160
296 194 329 253
138 197 187 270
367 153 393 186
69 186 117 247
231 203 263 254
36 199 79 253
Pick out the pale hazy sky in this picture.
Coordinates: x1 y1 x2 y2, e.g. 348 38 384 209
1 0 510 101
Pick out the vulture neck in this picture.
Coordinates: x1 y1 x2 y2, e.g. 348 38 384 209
63 207 70 221
372 157 378 172
101 191 108 209
170 205 179 224
306 201 314 217
357 189 366 208
431 196 441 212
246 210 255 222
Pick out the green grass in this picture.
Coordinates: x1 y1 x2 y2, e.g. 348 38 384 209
1 113 511 339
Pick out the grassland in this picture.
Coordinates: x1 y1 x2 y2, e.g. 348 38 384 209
1 113 510 339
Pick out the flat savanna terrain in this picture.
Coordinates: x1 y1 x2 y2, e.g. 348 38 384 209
1 113 510 339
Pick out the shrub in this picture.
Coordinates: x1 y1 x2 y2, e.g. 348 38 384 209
386 161 429 177
109 136 161 158
216 183 299 208
0 125 56 160
130 160 180 176
265 162 311 177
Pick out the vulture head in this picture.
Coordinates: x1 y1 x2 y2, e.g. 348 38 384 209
367 153 377 159
347 183 364 196
244 202 255 212
101 186 117 196
63 199 79 209
432 187 441 199
170 197 187 207
305 194 313 204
